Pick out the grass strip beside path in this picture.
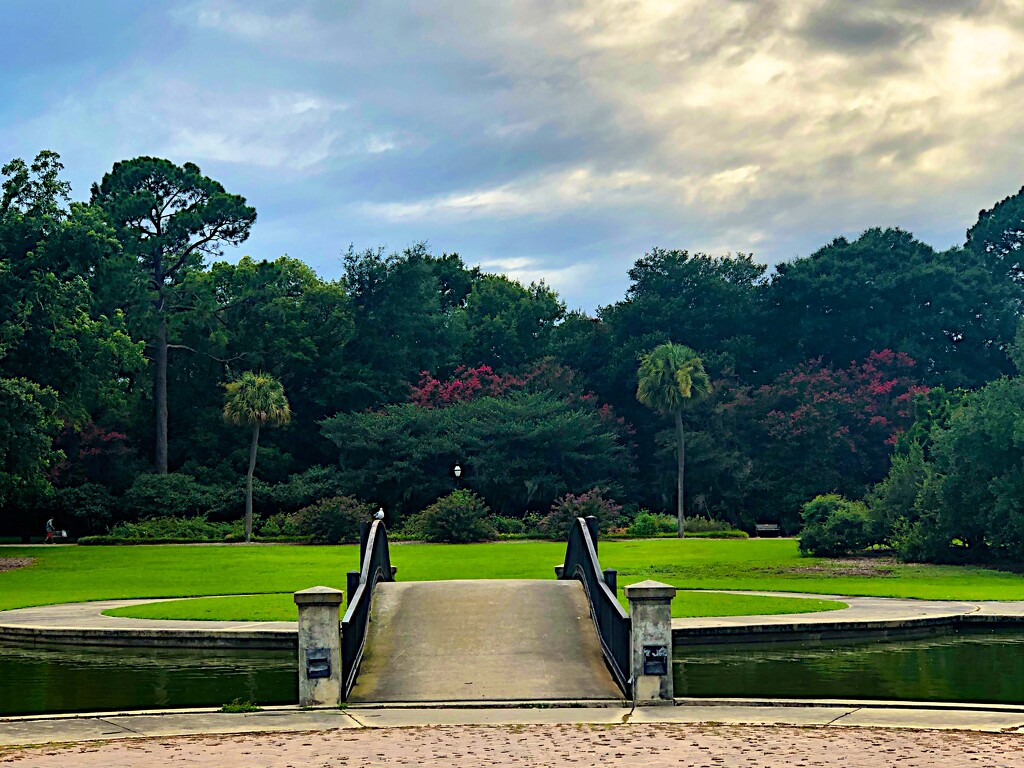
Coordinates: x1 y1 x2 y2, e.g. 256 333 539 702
3 539 1024 618
108 593 302 622
103 589 846 621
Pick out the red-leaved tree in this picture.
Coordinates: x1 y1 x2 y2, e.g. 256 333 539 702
749 350 927 527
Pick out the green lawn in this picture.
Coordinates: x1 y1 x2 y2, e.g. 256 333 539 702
109 593 302 622
103 589 844 621
3 539 1024 620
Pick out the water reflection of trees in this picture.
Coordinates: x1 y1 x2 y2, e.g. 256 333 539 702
675 631 1024 703
0 643 295 716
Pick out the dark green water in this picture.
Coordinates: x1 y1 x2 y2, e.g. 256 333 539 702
4 629 1023 715
0 643 297 716
675 628 1024 703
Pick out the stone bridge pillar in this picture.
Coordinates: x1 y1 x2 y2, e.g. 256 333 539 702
625 580 677 705
294 586 344 707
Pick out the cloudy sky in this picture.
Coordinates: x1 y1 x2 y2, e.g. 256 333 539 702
3 0 1023 310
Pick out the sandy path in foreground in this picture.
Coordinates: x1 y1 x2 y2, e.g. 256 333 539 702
3 724 1024 767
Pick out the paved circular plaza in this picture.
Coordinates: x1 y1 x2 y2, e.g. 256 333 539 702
4 722 1024 767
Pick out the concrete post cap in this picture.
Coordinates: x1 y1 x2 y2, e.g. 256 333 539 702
293 586 345 605
623 580 677 600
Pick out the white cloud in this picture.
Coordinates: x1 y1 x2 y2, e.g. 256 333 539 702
14 76 355 172
365 166 655 221
182 0 322 46
163 89 347 169
364 135 398 154
478 256 597 295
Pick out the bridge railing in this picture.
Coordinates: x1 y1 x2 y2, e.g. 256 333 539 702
558 515 631 695
341 519 394 699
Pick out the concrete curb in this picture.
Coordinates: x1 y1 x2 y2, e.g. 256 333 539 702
2 699 1024 747
673 612 1024 645
0 624 296 650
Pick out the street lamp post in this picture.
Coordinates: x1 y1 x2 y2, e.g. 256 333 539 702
451 462 463 490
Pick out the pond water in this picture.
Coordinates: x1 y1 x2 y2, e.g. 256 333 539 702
0 643 296 716
675 627 1024 704
3 628 1022 715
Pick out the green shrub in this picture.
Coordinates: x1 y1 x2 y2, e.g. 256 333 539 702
888 498 954 563
800 494 845 528
628 511 677 537
491 515 526 535
259 512 302 538
205 481 252 522
865 443 929 542
799 494 873 557
295 495 373 544
108 516 234 541
626 513 732 538
123 473 216 519
539 489 622 539
221 698 262 713
77 536 214 545
685 516 733 533
686 530 749 539
522 512 543 536
403 490 496 543
269 466 348 514
47 483 116 536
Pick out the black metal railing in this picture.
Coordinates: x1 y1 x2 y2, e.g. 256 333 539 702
558 515 631 695
340 519 395 699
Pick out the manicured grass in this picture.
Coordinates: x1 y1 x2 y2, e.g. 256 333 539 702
669 592 843 618
109 593 301 622
103 589 845 621
4 539 1024 621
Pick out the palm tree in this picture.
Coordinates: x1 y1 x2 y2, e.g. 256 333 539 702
224 371 291 543
637 343 711 537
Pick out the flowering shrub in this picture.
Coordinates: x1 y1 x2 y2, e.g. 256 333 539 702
410 365 525 407
539 489 623 539
50 421 136 490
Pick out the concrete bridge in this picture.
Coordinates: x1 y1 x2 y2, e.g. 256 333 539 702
295 518 676 707
348 579 621 702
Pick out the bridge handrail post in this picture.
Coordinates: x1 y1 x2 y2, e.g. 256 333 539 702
294 586 345 707
584 515 599 554
624 580 677 705
603 568 617 595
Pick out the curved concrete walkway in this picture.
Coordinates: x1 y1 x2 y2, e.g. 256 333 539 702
2 590 1024 648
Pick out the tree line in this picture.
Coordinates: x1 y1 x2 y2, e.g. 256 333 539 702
2 150 1023 558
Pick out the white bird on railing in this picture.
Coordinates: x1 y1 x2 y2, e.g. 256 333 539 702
374 507 385 521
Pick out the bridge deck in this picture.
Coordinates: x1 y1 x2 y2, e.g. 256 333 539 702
348 579 624 703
